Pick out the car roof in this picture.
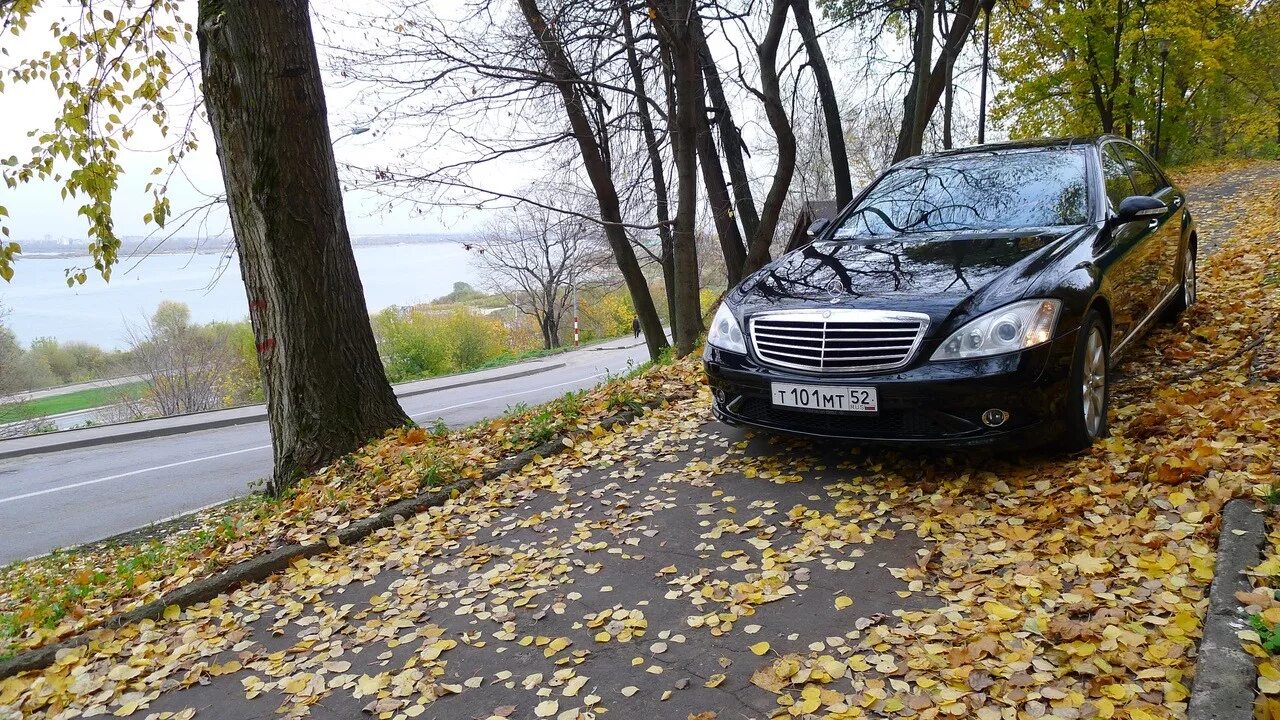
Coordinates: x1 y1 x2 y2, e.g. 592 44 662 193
897 135 1127 168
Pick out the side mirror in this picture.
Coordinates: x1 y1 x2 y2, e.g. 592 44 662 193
1115 195 1167 224
806 218 830 238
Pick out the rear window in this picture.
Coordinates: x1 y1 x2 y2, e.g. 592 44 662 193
836 148 1091 237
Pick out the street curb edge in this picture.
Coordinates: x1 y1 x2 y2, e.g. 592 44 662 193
1188 497 1267 719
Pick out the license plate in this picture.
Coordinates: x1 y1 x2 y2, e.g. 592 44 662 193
770 383 878 413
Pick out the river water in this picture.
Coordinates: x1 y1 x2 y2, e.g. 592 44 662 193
0 243 480 349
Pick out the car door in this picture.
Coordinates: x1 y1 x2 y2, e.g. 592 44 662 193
1113 142 1180 315
1096 142 1147 344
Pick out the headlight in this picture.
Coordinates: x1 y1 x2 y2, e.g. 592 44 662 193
707 303 747 353
930 299 1061 361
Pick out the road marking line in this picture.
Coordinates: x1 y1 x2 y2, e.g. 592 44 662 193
408 372 611 419
0 370 621 506
0 445 272 505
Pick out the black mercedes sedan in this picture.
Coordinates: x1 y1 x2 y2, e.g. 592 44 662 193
703 135 1197 450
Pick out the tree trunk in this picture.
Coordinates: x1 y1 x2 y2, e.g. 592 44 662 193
895 0 935 161
539 311 554 350
745 0 797 274
619 1 678 321
652 1 705 357
893 0 981 162
547 313 561 349
790 0 853 208
692 13 760 245
518 0 669 360
695 121 747 286
1123 38 1139 138
197 0 408 495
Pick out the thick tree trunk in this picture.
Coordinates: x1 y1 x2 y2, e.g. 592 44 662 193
745 0 797 274
692 13 761 246
619 1 678 321
652 1 705 357
790 0 853 208
518 0 669 360
197 0 408 495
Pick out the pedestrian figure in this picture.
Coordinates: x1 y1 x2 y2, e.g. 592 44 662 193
632 316 641 339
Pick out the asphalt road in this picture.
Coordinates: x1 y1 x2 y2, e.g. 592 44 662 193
0 339 652 565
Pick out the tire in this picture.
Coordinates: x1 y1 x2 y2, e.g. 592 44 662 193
1164 243 1197 320
1060 311 1109 451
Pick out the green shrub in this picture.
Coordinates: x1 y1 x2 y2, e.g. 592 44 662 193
372 306 511 383
372 307 456 382
442 308 507 369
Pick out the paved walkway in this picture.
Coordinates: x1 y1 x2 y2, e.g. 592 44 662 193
89 415 933 720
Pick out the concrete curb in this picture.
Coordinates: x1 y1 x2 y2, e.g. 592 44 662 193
0 405 644 680
0 362 566 462
1188 498 1267 720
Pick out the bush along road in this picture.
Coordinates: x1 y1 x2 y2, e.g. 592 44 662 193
2 161 1280 719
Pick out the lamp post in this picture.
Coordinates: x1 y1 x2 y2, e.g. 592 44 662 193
1153 40 1170 160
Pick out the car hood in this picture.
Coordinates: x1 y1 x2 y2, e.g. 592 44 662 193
733 229 1079 333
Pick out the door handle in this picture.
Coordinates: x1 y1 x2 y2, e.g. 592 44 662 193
1147 219 1159 229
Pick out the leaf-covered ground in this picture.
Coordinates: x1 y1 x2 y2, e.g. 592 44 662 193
3 162 1279 719
0 362 697 658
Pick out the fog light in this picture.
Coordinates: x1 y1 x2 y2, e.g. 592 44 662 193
713 388 726 403
981 408 1009 427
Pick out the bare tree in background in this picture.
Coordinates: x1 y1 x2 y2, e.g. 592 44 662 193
471 191 610 349
650 0 708 355
125 301 236 417
893 0 983 160
331 0 671 360
789 0 853 208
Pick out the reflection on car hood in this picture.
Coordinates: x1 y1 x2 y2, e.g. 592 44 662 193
735 229 1076 330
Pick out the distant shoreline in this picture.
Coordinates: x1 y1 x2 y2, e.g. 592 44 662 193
14 236 474 261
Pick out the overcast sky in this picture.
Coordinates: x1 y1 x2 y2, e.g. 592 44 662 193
0 0 504 244
1 1 998 246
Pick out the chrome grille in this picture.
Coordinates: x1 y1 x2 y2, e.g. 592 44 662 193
748 309 929 373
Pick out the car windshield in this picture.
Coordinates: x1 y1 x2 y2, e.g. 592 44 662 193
835 148 1091 238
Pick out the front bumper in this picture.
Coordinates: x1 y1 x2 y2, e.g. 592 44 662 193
703 330 1077 446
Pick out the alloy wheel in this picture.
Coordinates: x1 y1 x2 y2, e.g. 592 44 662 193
1184 247 1197 307
1082 327 1107 438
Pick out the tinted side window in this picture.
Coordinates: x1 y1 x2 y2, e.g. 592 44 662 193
1115 144 1162 196
1101 146 1136 209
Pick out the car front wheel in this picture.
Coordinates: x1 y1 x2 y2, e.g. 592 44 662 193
1061 311 1109 451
